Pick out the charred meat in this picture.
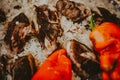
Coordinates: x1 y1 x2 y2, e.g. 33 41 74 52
4 13 35 53
35 5 63 48
98 7 120 26
56 0 91 22
92 7 120 27
64 40 101 79
0 55 8 80
11 54 36 80
0 9 6 22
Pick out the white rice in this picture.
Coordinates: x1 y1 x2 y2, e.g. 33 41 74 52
59 16 93 49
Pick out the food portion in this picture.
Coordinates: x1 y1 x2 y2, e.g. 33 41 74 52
35 5 62 49
0 0 120 80
56 0 91 23
64 40 101 79
90 22 120 80
92 7 120 27
0 54 36 80
11 54 37 80
32 49 72 80
4 13 35 53
0 55 7 80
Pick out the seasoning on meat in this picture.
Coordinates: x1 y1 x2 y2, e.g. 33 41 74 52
4 13 35 53
0 55 7 80
11 54 37 80
0 9 6 22
56 0 91 23
64 40 101 79
35 5 63 48
92 7 120 27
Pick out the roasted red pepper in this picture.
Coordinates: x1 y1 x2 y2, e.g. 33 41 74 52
90 22 120 52
32 49 72 80
90 22 120 80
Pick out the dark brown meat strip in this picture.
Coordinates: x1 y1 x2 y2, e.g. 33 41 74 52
35 5 63 48
56 0 91 23
11 54 36 80
0 9 6 22
0 55 8 80
4 13 35 53
91 7 120 27
65 40 101 79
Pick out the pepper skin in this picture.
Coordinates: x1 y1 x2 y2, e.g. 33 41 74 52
90 22 120 80
32 49 72 80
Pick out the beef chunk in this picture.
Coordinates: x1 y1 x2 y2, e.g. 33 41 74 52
92 7 120 27
98 7 120 26
35 5 63 48
4 13 35 53
56 0 91 23
0 55 8 80
65 40 101 79
11 54 36 80
0 9 6 22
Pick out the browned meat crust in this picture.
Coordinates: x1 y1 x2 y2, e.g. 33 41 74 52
4 13 35 53
65 40 101 79
35 5 63 48
0 9 6 22
56 0 91 23
11 54 36 80
0 55 7 80
92 7 120 27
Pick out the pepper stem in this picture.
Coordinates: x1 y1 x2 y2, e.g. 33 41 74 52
90 14 95 30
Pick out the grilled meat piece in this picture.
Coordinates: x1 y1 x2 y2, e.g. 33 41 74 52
0 55 8 80
0 9 6 22
11 54 36 80
98 7 120 26
64 40 101 79
91 11 104 27
35 5 63 48
4 13 35 53
92 7 120 27
56 0 91 23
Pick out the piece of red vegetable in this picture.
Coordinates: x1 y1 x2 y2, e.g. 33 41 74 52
90 22 120 80
90 22 120 52
32 49 72 80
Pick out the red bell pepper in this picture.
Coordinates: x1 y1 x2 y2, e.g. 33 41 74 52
32 49 72 80
90 22 120 51
90 22 120 80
